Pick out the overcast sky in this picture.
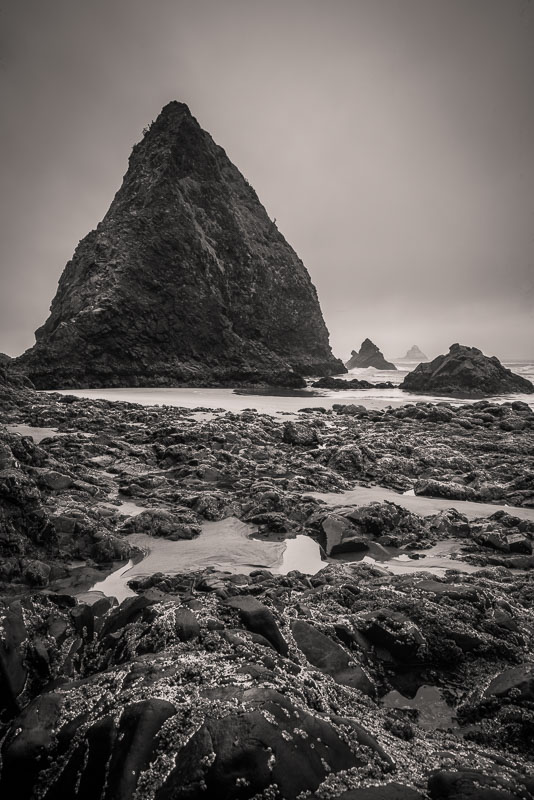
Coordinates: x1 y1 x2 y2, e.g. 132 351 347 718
1 0 533 362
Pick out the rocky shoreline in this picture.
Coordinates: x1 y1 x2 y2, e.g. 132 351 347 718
1 374 534 798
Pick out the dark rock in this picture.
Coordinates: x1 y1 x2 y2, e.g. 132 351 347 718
330 784 425 800
23 559 51 587
282 421 321 446
41 699 176 800
98 699 176 800
292 619 375 695
120 509 201 540
327 443 368 475
225 596 288 655
100 596 153 638
337 403 368 415
36 470 73 491
70 604 95 639
357 610 425 662
174 607 200 641
427 769 521 799
414 479 477 501
345 339 397 370
16 102 344 389
483 664 534 701
0 454 57 557
0 601 28 716
91 532 134 562
155 688 362 800
0 693 63 799
321 513 369 556
401 343 533 396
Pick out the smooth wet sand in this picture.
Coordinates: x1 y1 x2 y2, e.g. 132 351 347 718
309 484 534 522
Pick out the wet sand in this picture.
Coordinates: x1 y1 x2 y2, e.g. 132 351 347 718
310 484 534 522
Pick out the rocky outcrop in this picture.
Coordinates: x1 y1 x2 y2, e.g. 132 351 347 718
16 102 344 389
345 339 397 371
0 362 34 408
312 376 395 390
398 345 428 361
401 343 534 396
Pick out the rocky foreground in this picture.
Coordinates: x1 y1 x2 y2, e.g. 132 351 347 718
1 373 534 798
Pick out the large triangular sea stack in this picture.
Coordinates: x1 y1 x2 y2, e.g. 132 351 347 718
18 102 344 388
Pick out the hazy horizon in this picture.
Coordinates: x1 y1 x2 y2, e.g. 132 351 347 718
1 0 533 363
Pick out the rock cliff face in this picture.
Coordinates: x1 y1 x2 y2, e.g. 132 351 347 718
345 339 396 371
17 102 344 389
401 343 534 396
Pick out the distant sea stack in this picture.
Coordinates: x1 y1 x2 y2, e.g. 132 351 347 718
345 339 397 371
16 102 345 389
399 345 428 361
401 343 534 396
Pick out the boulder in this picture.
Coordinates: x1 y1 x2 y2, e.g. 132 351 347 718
155 688 363 800
291 619 375 695
401 343 533 396
0 601 28 716
483 664 534 701
283 421 321 446
428 769 522 800
0 693 63 799
225 596 288 655
321 513 369 556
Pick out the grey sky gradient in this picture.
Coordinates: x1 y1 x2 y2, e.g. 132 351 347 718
1 0 533 362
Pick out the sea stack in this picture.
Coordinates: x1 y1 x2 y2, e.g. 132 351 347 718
400 345 428 361
345 339 397 370
16 102 345 389
401 343 534 395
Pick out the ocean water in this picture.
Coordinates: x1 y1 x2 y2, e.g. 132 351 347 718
48 360 534 413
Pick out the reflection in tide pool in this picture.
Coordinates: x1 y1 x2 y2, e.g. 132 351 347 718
274 535 327 575
83 521 487 604
336 540 480 576
87 559 136 603
100 498 147 517
382 685 458 731
6 424 63 442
